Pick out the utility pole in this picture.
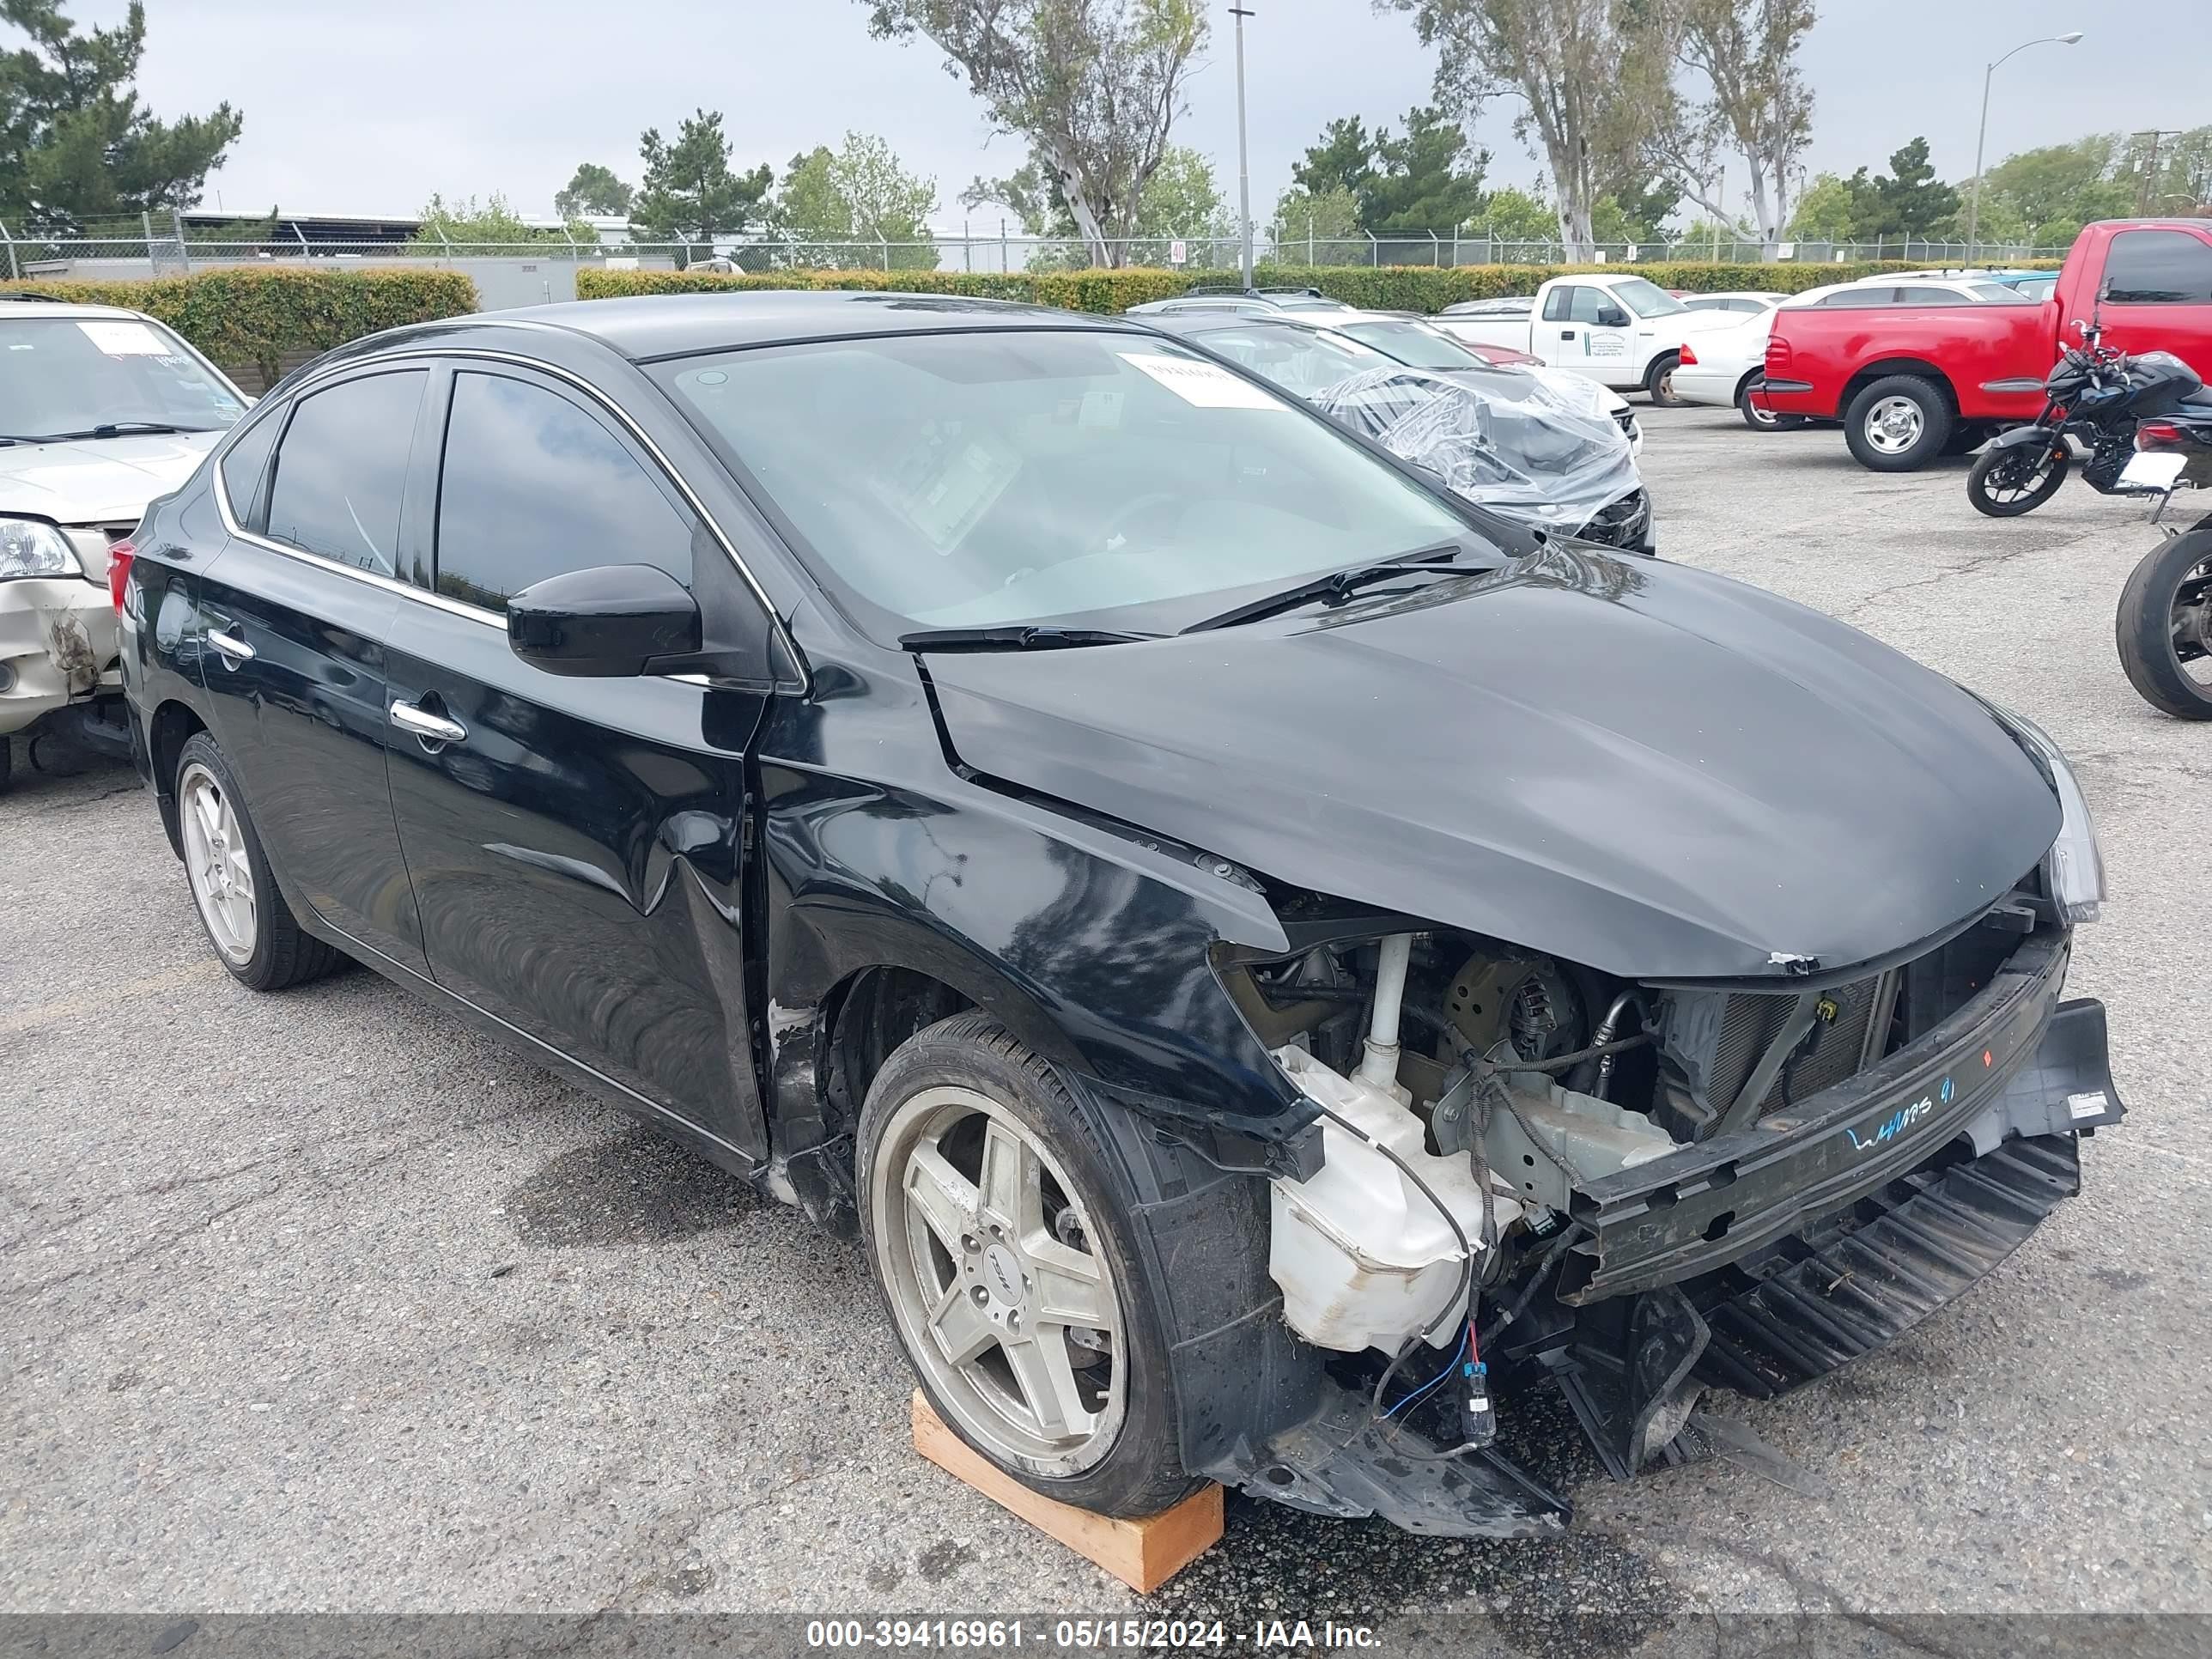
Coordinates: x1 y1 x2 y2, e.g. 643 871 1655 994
2132 130 2187 215
1231 5 1254 287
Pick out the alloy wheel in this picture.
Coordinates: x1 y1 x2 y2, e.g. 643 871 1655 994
871 1085 1125 1475
1989 451 2059 504
179 761 257 963
1865 395 1925 455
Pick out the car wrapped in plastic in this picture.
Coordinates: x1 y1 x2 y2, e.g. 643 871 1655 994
1310 364 1653 553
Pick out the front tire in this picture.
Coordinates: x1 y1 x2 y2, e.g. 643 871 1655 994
2116 527 2212 719
858 1012 1198 1518
1967 441 2069 517
1645 352 1686 408
1844 374 1953 471
173 732 345 990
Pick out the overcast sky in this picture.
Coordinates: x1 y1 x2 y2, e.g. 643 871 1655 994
84 0 2207 229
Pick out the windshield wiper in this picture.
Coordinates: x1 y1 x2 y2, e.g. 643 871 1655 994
897 624 1161 653
1179 546 1472 635
20 422 217 441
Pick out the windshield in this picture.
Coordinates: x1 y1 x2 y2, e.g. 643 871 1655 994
1610 278 1688 319
1334 319 1487 371
654 330 1483 639
0 317 246 439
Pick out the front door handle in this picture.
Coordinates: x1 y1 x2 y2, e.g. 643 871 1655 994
1559 329 1577 339
389 699 467 745
205 627 256 665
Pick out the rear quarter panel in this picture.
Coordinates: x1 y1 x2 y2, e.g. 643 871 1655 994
1764 303 2055 420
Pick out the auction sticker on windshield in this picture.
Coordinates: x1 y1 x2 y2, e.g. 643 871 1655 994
1119 351 1286 410
76 320 173 356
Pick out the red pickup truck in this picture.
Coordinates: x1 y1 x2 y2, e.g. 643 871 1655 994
1762 219 2212 471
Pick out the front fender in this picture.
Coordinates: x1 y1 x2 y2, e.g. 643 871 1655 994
1987 421 2058 451
756 747 1304 1148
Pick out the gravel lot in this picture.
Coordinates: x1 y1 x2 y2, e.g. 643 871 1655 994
4 406 2209 1648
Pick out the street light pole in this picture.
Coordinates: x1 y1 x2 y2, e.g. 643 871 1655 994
1231 5 1254 286
1967 29 2083 265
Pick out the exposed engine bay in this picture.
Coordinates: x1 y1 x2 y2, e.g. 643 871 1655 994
1216 894 2090 1364
1193 898 2120 1530
1224 931 1673 1359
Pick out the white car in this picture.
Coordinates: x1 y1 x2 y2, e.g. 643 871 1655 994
1428 273 1744 404
1679 290 1785 317
1 295 250 787
1673 276 2027 429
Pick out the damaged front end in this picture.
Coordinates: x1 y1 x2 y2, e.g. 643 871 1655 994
1200 871 2122 1536
1 516 131 773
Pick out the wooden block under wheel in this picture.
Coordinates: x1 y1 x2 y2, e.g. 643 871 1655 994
909 1390 1223 1593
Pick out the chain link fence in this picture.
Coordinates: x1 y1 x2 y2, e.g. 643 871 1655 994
3 215 2075 290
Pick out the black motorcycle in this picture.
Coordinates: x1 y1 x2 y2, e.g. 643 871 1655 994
2115 408 2212 719
1966 316 2206 518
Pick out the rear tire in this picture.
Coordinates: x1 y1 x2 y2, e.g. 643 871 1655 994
1967 442 2069 517
1645 352 1686 408
858 1011 1199 1519
0 736 10 795
173 732 346 991
1737 378 1807 430
1844 375 1953 471
2116 527 2212 720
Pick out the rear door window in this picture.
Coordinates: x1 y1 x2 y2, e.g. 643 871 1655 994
1896 286 1970 306
2104 230 2212 304
1541 286 1577 322
432 370 698 614
264 370 427 578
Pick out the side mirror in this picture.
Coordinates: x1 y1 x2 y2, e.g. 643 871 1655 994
1595 305 1631 328
507 563 702 678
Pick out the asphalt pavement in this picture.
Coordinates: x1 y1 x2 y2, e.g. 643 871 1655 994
3 405 2208 1650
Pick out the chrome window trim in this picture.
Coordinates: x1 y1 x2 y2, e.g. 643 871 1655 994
208 340 808 690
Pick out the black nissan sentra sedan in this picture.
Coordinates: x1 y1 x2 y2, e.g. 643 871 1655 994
118 292 2124 1533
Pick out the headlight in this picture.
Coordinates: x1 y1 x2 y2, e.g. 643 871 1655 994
1989 702 2106 924
0 518 79 580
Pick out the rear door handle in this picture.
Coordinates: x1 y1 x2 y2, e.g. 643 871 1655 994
205 627 256 665
389 699 467 744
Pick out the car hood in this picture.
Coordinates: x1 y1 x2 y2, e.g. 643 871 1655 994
921 546 2059 981
0 431 222 525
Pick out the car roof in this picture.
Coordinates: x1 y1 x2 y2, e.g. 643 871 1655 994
0 295 156 321
488 289 1150 361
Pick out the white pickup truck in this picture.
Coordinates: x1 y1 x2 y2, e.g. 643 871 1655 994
1427 274 1744 405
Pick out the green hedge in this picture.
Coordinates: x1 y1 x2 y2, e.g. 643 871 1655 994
573 264 1194 312
574 258 2062 314
0 267 480 388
